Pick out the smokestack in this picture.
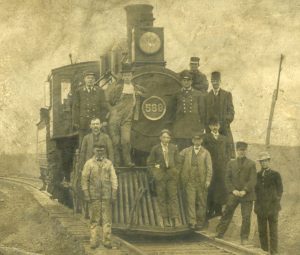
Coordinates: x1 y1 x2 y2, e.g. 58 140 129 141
124 4 155 62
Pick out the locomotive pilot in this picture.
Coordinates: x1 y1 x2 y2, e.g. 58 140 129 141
179 133 212 230
81 144 118 249
72 71 111 146
173 70 206 151
205 71 235 158
108 63 146 167
147 129 181 228
189 57 209 93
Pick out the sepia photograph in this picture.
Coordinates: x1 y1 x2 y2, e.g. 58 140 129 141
0 0 299 254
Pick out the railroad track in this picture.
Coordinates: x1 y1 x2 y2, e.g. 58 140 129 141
0 176 266 255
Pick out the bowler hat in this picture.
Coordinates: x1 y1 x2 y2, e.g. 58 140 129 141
236 141 248 150
180 70 192 80
190 57 200 64
121 63 133 73
211 71 221 80
160 129 172 136
258 151 271 161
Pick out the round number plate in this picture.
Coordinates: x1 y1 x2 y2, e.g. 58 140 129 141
142 96 166 121
139 32 161 54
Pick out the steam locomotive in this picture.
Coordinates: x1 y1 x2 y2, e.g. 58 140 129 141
37 4 191 235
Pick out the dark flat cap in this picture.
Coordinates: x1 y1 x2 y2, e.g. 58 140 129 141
180 70 192 80
190 57 200 63
208 116 220 125
236 141 248 150
93 144 106 150
211 71 221 80
192 133 205 139
83 70 96 77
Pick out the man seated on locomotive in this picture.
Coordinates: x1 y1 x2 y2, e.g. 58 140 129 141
81 144 118 249
189 57 209 93
179 133 212 230
147 129 181 228
108 63 146 167
72 71 110 146
173 70 206 151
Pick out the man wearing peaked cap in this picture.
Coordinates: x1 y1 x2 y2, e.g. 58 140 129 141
172 69 206 151
72 70 110 146
216 141 257 245
179 132 212 230
205 71 235 158
255 151 283 255
189 57 209 93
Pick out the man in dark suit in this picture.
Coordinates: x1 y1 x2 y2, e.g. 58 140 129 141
255 152 283 255
216 141 257 245
147 129 181 228
203 117 231 219
173 70 206 151
72 71 110 145
189 57 209 93
205 71 235 158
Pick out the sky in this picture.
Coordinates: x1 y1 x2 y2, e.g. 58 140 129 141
0 0 300 153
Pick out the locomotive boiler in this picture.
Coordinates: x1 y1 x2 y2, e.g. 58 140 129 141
37 4 190 235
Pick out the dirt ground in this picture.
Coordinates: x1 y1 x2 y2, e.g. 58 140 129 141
0 181 84 255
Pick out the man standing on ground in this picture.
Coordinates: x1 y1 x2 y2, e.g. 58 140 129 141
189 57 209 93
81 144 118 249
255 151 283 255
180 133 212 230
216 141 256 245
147 129 181 228
205 71 235 158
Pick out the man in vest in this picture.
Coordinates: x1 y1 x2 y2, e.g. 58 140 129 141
81 144 118 249
179 133 212 230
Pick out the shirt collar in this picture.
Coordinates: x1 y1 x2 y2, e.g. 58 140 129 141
194 145 201 150
213 88 220 95
161 143 168 150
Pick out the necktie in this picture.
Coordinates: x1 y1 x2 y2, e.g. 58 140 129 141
164 146 169 168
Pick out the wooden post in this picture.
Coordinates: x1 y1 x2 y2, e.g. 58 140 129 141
265 54 284 148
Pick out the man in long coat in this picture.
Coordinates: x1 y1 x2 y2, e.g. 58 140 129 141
72 71 110 145
147 129 181 228
205 71 235 158
255 151 283 255
173 70 206 151
216 141 257 245
203 117 231 218
180 133 212 230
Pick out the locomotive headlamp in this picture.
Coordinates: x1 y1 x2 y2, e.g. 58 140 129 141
139 32 162 54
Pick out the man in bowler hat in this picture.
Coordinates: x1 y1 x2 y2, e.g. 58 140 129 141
255 151 283 255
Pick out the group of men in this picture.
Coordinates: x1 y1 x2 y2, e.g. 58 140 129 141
72 57 283 254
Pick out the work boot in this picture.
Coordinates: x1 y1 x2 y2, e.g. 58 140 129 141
122 144 135 167
90 226 100 249
241 239 249 246
163 218 171 227
171 217 180 228
103 241 112 249
39 183 47 191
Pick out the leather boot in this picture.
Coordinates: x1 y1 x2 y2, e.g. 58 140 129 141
90 225 100 249
163 218 171 227
171 217 180 228
122 143 135 167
